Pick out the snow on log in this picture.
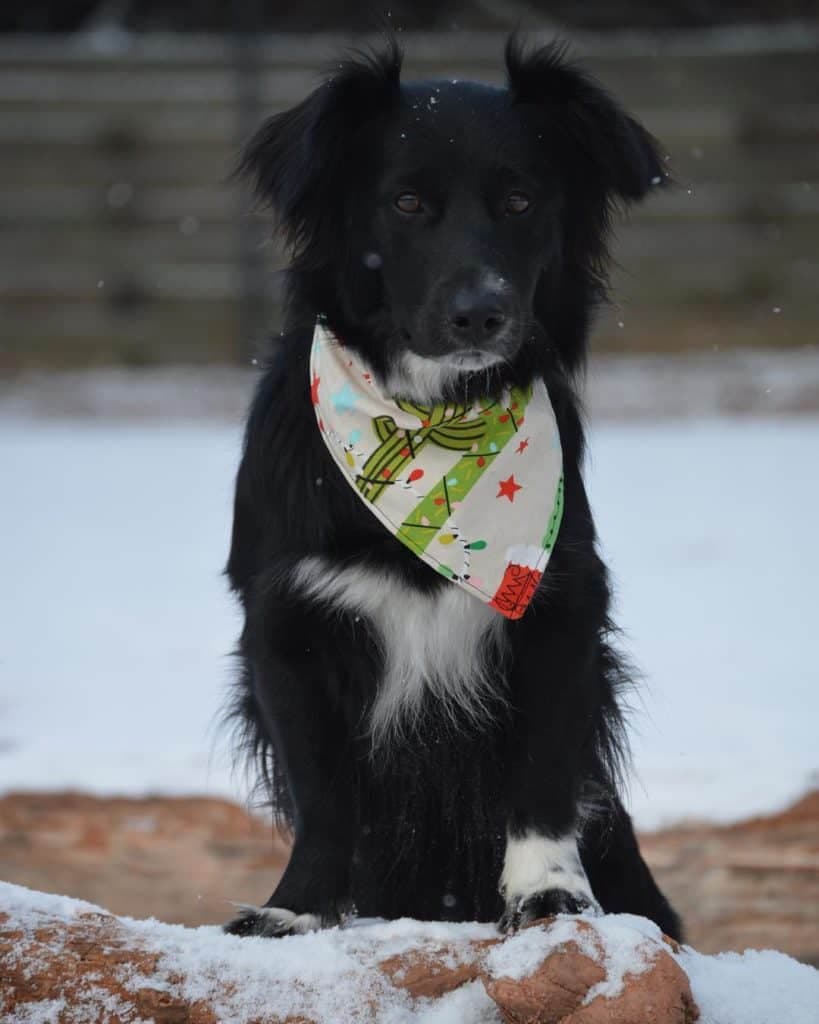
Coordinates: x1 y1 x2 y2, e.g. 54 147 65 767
1 880 817 1023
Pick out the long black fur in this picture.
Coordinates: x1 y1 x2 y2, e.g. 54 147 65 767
224 35 681 939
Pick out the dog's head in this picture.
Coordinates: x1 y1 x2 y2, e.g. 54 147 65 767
241 37 665 399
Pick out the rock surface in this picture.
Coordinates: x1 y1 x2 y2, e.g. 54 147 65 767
639 790 819 965
0 790 816 965
0 792 289 928
0 882 698 1024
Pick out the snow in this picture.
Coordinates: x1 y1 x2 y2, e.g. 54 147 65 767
0 419 243 798
411 982 499 1023
9 1002 68 1024
1 880 497 1023
676 946 819 1024
0 400 817 829
588 419 819 827
5 349 819 423
484 924 559 980
577 916 657 1004
3 882 817 1023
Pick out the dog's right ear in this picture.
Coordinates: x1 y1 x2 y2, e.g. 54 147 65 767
238 39 402 267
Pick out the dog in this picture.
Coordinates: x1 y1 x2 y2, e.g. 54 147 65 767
223 35 682 941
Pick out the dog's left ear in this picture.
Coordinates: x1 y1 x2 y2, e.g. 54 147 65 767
505 36 665 203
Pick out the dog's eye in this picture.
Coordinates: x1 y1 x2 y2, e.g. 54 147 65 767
395 192 423 214
505 192 530 215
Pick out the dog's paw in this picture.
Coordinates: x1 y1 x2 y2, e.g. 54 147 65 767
222 904 330 938
498 887 602 933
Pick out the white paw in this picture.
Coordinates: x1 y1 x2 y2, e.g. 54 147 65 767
499 887 602 932
224 904 326 937
500 831 599 910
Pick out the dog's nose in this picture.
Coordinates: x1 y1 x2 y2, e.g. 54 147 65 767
448 287 508 343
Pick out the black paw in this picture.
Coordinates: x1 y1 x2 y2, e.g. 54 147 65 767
223 904 329 938
499 888 601 933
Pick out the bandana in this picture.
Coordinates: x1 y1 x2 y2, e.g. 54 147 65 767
310 324 563 619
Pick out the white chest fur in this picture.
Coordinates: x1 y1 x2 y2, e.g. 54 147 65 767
292 557 508 742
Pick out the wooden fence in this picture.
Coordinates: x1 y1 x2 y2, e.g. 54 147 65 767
1 30 817 367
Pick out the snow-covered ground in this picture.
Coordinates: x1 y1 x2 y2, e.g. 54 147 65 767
0 395 817 829
3 881 818 1024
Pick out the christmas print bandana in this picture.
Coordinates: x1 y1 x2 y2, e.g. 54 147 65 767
310 324 564 620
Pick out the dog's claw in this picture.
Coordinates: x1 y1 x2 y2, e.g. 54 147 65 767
223 904 328 938
499 888 601 933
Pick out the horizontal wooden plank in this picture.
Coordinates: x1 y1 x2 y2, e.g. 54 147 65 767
633 184 819 221
1 109 817 198
0 110 240 144
0 262 256 301
0 103 741 146
611 262 819 309
614 219 819 266
3 298 816 372
0 222 281 265
1 25 818 66
0 41 817 113
0 301 249 368
2 257 816 310
1 89 817 146
3 139 819 191
666 145 819 188
0 68 314 106
3 183 818 226
6 216 818 271
0 184 238 222
4 59 817 113
0 149 238 187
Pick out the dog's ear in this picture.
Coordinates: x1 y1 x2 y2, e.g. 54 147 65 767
505 36 665 203
238 39 402 266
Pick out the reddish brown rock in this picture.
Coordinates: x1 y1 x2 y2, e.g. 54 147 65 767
379 948 486 999
1 788 816 966
0 889 698 1024
640 790 819 963
483 922 697 1024
0 791 289 927
1 910 196 1023
0 905 277 1024
484 943 607 1023
561 951 698 1024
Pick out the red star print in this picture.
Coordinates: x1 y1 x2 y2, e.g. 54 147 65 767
310 374 320 405
515 438 530 455
497 474 522 502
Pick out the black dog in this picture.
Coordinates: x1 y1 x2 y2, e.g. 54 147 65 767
224 36 681 941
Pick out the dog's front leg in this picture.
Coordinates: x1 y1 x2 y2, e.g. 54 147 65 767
224 643 354 938
499 618 604 932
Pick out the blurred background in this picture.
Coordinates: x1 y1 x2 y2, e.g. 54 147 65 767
0 1 817 966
